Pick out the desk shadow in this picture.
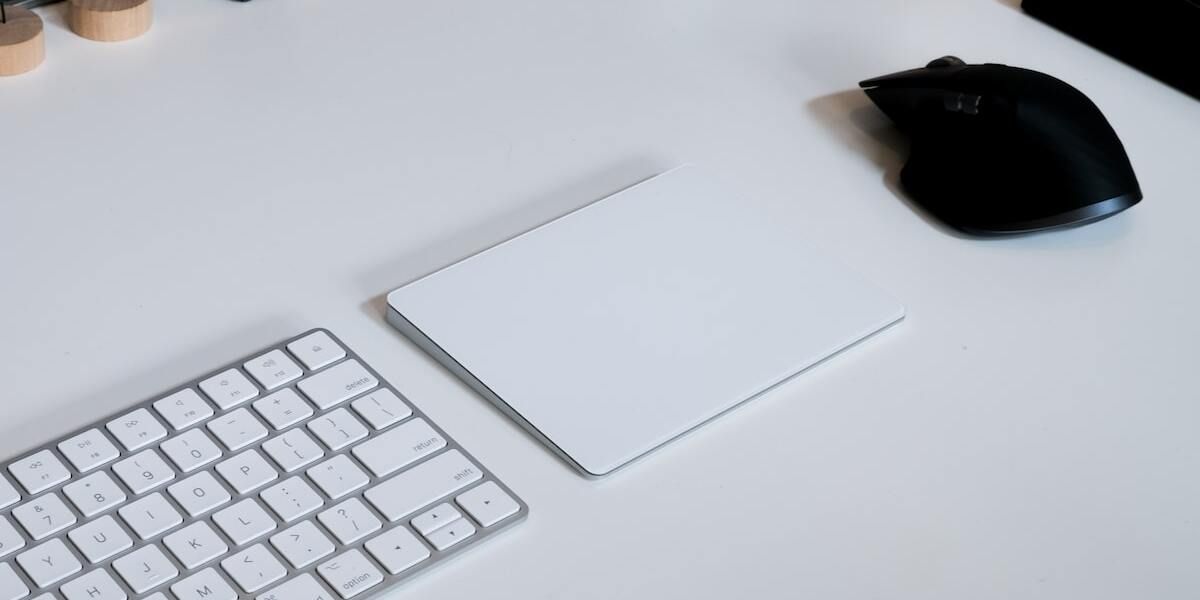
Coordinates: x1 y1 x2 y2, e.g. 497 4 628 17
37 2 68 30
806 89 976 239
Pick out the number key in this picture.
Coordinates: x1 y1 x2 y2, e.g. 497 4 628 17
0 476 18 509
0 515 27 558
62 472 126 517
160 429 223 473
12 493 76 540
112 449 176 494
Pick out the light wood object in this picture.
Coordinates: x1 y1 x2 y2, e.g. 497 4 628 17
68 0 152 42
0 5 45 76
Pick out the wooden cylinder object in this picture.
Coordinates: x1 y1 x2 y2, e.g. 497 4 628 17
68 0 152 42
0 6 45 76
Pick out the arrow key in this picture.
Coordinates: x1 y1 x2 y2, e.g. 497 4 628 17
364 527 429 575
456 481 521 527
423 518 475 551
410 502 461 536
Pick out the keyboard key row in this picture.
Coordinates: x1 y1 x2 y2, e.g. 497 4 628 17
2 427 450 559
0 475 515 600
2 377 403 507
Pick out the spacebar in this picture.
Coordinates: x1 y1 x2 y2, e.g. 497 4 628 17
364 450 483 521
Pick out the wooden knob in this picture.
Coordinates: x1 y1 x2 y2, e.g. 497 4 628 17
69 0 152 42
0 5 45 76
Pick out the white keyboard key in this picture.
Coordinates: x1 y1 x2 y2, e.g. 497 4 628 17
317 549 382 599
60 568 126 600
221 544 286 593
410 502 461 536
297 360 377 410
207 408 269 452
351 389 412 430
160 429 223 473
17 538 81 587
424 518 476 551
257 573 328 600
199 369 260 410
364 450 482 522
0 563 28 600
364 527 429 575
261 429 324 473
456 481 521 527
63 472 126 517
306 456 369 500
143 595 167 600
216 450 278 495
252 389 313 430
171 568 237 600
287 331 345 371
213 499 276 546
352 418 445 478
306 408 368 451
317 498 381 545
112 544 177 593
0 478 18 510
112 449 175 494
164 522 228 569
153 388 215 430
244 350 302 391
9 450 71 495
13 493 75 540
58 429 121 473
260 478 322 522
270 521 333 569
118 493 183 540
106 408 168 452
67 516 132 564
168 472 232 517
0 517 26 559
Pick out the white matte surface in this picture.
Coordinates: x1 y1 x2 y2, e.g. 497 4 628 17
1 0 1198 598
388 166 904 476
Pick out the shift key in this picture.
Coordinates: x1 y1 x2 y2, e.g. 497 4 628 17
364 450 482 521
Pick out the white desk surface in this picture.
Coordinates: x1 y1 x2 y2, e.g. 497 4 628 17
3 0 1198 598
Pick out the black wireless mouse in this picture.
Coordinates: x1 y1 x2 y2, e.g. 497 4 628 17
859 56 1142 236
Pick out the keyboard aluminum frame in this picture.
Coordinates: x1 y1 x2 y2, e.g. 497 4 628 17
0 328 528 599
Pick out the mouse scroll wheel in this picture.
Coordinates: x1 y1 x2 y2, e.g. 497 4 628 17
926 56 967 69
944 92 984 115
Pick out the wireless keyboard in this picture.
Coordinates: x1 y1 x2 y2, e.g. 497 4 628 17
0 329 527 600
